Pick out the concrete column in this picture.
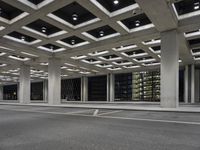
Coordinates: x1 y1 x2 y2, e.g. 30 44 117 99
195 69 200 102
48 57 61 105
0 85 3 100
81 76 88 102
43 80 48 102
19 65 30 104
161 30 179 108
109 73 115 102
184 65 189 103
191 64 195 103
107 74 110 102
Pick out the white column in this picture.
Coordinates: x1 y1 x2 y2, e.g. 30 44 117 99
195 69 200 102
191 64 195 103
107 74 110 102
109 73 115 102
184 65 189 103
43 80 48 102
0 85 3 100
81 76 88 102
161 30 179 108
19 65 30 104
48 57 61 105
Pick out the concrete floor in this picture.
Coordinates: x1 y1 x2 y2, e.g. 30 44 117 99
0 105 200 150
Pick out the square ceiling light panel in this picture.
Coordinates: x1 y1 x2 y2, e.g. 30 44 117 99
18 0 54 9
191 48 200 55
0 1 28 24
173 0 200 19
23 19 66 38
83 25 120 41
121 49 148 58
149 46 161 53
91 0 138 17
27 0 45 5
38 43 65 52
99 54 122 61
135 56 156 63
118 13 154 33
188 38 200 47
4 31 41 45
48 2 99 29
57 36 89 48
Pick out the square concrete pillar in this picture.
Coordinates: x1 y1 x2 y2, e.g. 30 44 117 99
184 65 189 103
19 65 30 104
191 64 195 103
0 85 3 100
43 79 48 102
161 30 179 108
81 76 88 102
109 73 115 102
48 57 61 105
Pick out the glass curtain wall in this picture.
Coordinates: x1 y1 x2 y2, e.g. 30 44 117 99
3 84 18 100
31 82 43 101
88 75 107 101
115 71 160 101
61 78 81 101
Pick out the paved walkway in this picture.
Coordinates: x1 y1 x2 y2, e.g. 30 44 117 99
0 101 200 113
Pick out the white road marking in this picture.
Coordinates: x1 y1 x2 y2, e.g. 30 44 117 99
93 109 99 116
97 110 123 116
1 107 200 125
0 108 92 115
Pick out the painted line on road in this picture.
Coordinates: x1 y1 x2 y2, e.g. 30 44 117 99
97 110 123 116
0 108 93 115
1 108 200 125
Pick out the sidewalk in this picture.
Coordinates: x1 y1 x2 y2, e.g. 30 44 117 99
0 101 200 113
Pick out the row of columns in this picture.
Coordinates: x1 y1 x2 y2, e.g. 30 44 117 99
1 29 198 107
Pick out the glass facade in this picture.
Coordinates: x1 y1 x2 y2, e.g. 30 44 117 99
61 78 81 101
115 71 160 101
115 73 132 101
88 75 107 101
31 82 43 100
3 84 18 100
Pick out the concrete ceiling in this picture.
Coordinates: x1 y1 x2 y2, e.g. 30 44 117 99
0 0 200 83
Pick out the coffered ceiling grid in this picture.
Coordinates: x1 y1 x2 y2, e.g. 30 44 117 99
0 0 200 83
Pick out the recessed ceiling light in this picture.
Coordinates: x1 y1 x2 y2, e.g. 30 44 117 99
71 39 75 45
21 36 25 41
50 46 54 50
41 27 46 33
194 2 200 10
135 20 140 27
99 30 104 37
72 13 78 21
113 0 119 5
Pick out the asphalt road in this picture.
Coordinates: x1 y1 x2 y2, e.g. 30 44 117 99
0 105 200 150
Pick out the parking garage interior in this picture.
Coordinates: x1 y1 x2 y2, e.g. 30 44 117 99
0 0 200 107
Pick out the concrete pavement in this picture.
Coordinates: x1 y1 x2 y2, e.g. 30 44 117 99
0 105 200 150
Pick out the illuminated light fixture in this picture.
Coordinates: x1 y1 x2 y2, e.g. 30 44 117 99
21 36 25 41
41 27 46 33
99 30 104 37
194 2 200 10
71 39 75 45
135 20 140 27
72 13 78 21
50 46 54 50
113 0 119 5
